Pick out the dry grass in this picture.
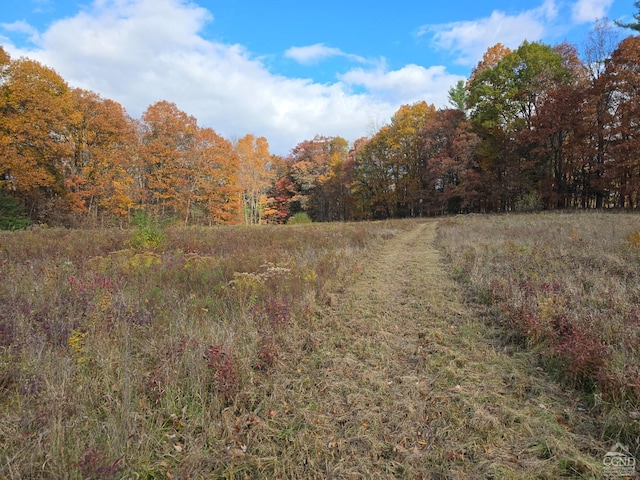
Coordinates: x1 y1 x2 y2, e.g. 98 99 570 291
0 221 409 479
0 215 630 478
435 211 640 460
292 220 606 479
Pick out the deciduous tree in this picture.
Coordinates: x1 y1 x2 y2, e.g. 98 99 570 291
600 36 640 208
0 50 73 219
467 41 572 210
235 134 274 224
139 101 239 224
65 88 137 222
417 109 481 214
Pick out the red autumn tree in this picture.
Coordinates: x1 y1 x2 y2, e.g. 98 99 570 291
600 36 640 208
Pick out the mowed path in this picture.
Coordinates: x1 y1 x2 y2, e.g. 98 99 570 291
286 220 605 479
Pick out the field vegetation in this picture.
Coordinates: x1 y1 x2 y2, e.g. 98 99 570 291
1 212 639 478
436 212 640 457
0 220 408 478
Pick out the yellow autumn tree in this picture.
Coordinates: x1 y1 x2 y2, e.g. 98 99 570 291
235 134 274 224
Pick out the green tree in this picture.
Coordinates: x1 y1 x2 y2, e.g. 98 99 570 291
467 41 572 210
615 1 640 31
447 80 467 112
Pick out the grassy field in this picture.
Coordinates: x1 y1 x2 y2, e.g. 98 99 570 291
0 220 410 478
436 212 640 458
1 213 639 478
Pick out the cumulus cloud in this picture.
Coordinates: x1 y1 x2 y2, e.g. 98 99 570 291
0 0 456 154
571 0 614 23
340 64 463 106
418 0 559 67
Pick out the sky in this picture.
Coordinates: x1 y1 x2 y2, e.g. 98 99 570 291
0 0 633 155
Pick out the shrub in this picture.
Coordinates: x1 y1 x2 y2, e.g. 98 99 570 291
286 212 312 224
129 211 165 250
0 195 30 230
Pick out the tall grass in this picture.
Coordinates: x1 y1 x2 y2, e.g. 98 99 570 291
0 221 408 479
435 212 640 455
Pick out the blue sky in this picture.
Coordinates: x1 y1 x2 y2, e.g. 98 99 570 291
0 0 632 154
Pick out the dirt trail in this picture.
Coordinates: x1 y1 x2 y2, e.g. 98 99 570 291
293 220 604 479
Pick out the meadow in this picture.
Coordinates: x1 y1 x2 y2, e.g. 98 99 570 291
1 212 639 478
0 220 408 478
436 212 640 457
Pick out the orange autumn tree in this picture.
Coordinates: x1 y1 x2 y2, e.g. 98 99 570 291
0 47 73 220
467 42 512 86
188 126 240 225
139 100 239 224
139 101 198 219
235 134 274 224
269 135 350 222
65 88 138 222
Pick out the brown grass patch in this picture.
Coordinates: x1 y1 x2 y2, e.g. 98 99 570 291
436 212 640 460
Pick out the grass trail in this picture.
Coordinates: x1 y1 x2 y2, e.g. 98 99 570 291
279 220 606 478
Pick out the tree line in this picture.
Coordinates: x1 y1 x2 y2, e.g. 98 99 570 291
1 17 639 228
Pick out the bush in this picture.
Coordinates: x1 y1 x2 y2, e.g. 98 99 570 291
0 195 30 230
129 211 165 250
287 212 312 225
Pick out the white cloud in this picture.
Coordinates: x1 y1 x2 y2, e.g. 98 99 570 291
571 0 614 23
419 0 559 67
285 43 343 65
0 20 41 44
1 0 456 154
284 43 368 67
340 64 463 106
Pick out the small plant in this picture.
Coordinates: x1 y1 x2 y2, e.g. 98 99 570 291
74 447 121 479
204 344 239 403
68 327 90 365
129 210 165 250
253 329 277 372
628 229 640 246
286 212 312 224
